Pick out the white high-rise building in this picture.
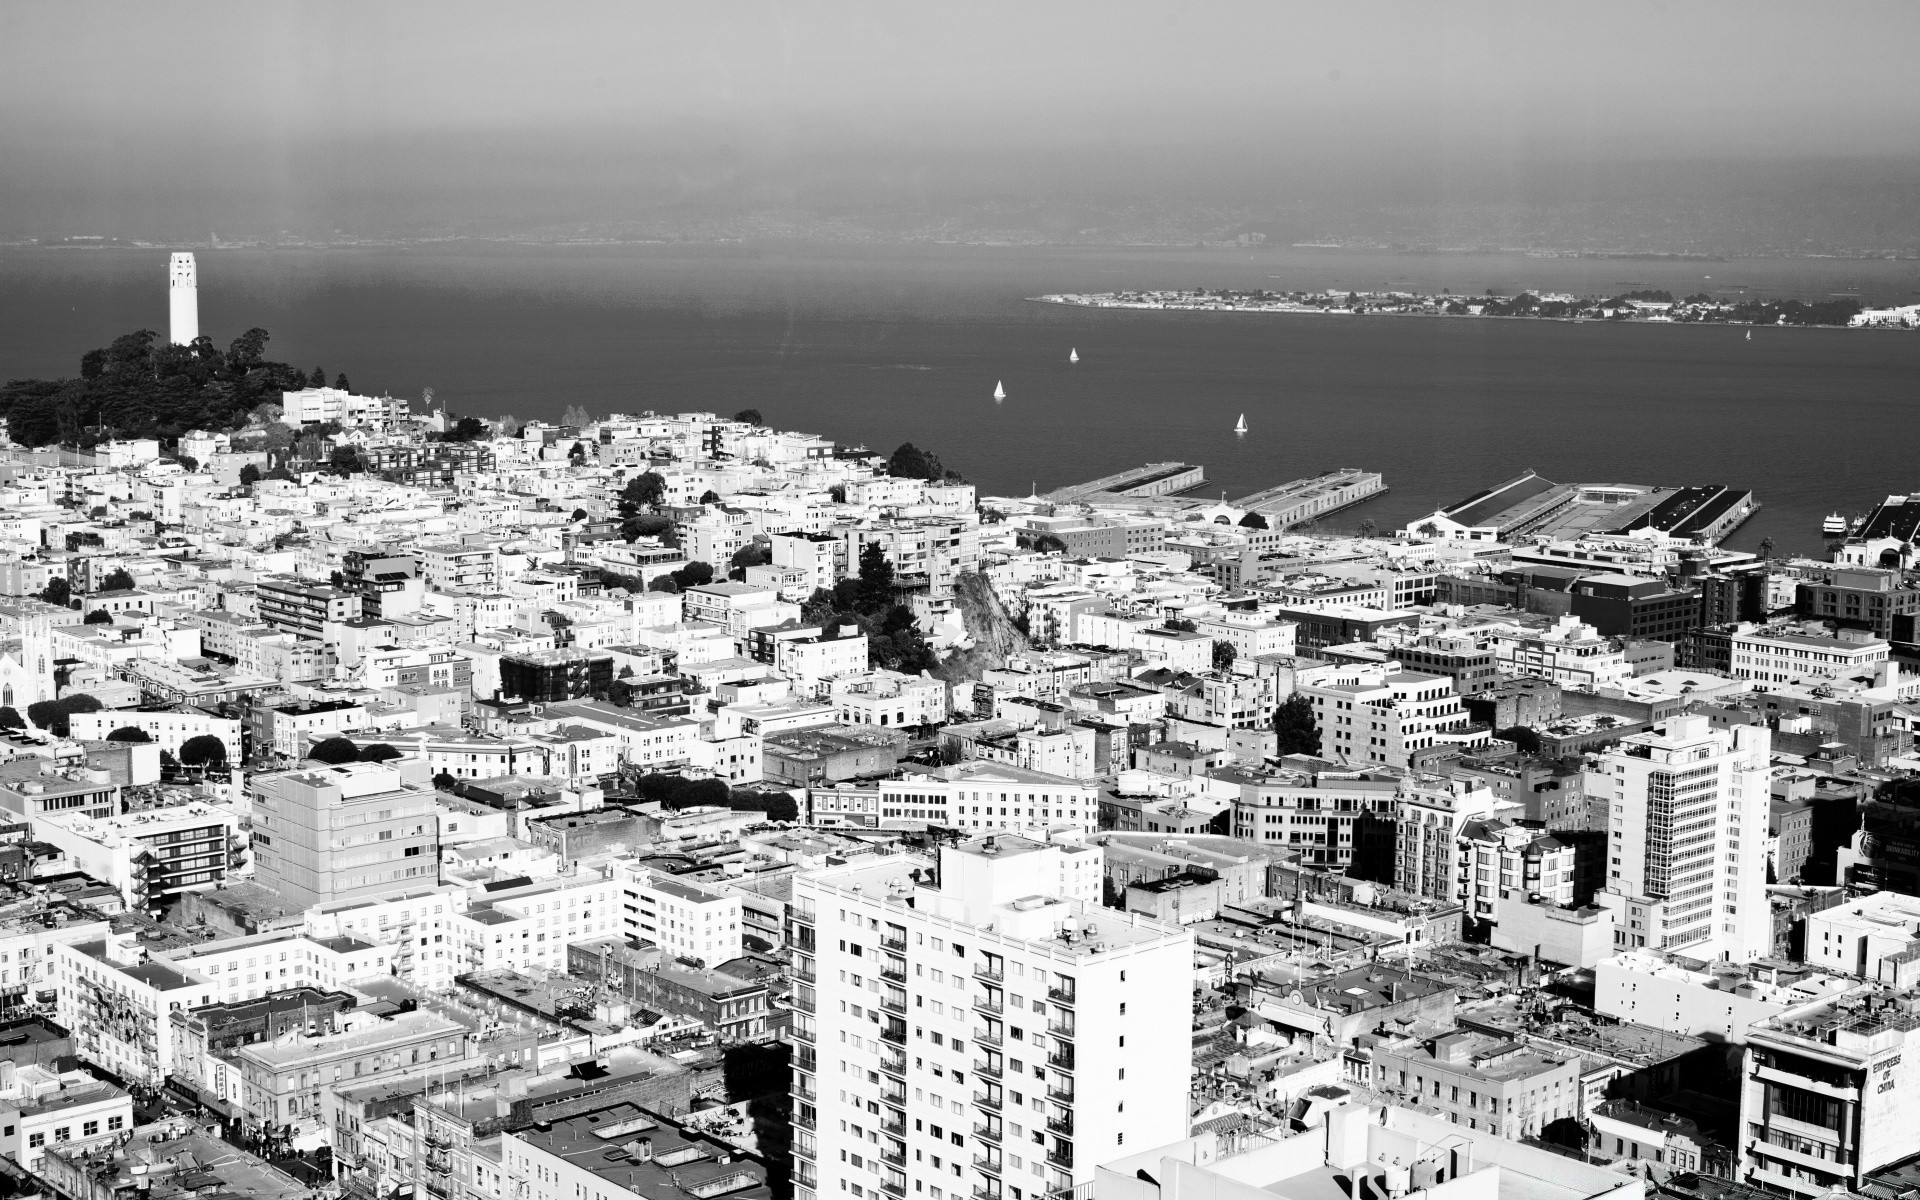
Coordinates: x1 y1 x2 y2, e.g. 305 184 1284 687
789 835 1192 1200
168 252 198 345
1590 714 1772 961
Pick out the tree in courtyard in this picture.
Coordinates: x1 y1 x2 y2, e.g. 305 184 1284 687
106 727 151 743
40 578 71 608
700 490 721 505
1238 512 1269 530
239 463 262 486
1031 534 1067 555
0 708 21 730
307 737 361 765
98 567 136 593
179 734 227 766
1272 694 1320 757
433 771 458 791
359 743 404 763
84 610 112 625
1212 641 1237 671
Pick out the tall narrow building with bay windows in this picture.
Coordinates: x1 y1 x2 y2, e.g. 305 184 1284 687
788 835 1192 1200
1590 714 1772 961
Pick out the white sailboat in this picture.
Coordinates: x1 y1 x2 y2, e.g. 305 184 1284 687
1068 348 1079 364
993 381 1006 401
1234 413 1247 434
1745 330 1752 340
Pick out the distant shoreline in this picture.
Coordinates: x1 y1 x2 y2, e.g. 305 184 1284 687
1028 288 1906 330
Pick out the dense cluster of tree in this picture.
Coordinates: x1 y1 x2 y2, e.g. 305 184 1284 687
27 693 102 737
628 772 799 822
732 408 763 425
886 442 964 483
0 327 321 448
799 542 939 674
1725 297 1864 326
647 561 715 593
307 737 401 765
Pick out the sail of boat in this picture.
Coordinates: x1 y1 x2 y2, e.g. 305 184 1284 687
1069 348 1079 364
994 381 1006 400
1234 413 1247 434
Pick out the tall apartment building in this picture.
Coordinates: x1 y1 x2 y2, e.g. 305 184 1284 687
1589 714 1772 961
249 761 441 909
788 836 1193 1200
255 575 362 639
340 549 420 619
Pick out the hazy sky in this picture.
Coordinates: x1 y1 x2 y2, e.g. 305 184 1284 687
5 1 1919 241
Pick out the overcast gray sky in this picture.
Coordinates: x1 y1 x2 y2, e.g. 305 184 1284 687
5 1 1918 241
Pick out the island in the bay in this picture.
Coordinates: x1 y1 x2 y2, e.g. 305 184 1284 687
1034 286 1919 327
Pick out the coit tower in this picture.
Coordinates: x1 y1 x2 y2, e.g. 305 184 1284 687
168 252 198 345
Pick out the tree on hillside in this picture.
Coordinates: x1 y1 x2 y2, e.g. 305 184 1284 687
0 707 21 730
330 445 364 475
1213 641 1237 671
309 367 327 387
729 542 771 580
359 743 404 763
887 443 949 482
28 694 101 738
619 472 667 517
1273 694 1320 757
448 416 489 442
699 490 721 505
239 463 262 486
98 567 136 592
433 771 458 791
106 727 151 743
619 513 677 545
179 734 227 766
733 409 763 425
308 737 361 765
84 610 113 625
40 578 71 608
1031 534 1068 554
857 542 894 610
333 374 350 391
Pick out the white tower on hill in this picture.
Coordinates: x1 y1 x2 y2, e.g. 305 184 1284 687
168 252 198 345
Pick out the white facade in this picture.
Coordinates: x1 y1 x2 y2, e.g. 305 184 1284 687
789 837 1193 1200
1805 890 1920 981
1730 626 1888 684
450 874 621 975
829 669 949 730
612 862 743 965
1594 948 1862 1040
304 884 472 992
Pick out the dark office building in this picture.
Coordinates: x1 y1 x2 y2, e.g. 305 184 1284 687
499 649 614 704
1396 643 1501 697
1698 565 1771 628
1794 567 1920 643
1568 574 1699 642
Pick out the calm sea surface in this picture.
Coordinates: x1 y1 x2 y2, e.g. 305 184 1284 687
3 242 1919 557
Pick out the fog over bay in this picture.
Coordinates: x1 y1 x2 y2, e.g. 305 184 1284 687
6 1 1920 252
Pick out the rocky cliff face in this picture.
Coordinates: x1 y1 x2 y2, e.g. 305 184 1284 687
932 571 1032 684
